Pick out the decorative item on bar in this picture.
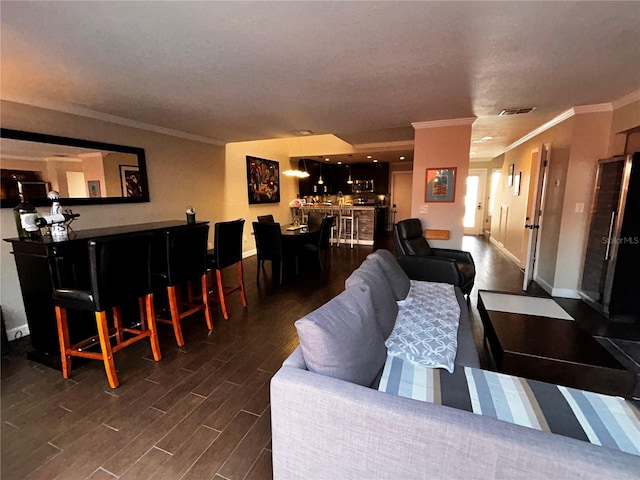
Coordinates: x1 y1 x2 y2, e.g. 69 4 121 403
12 177 40 240
289 198 302 225
186 205 196 224
34 191 79 241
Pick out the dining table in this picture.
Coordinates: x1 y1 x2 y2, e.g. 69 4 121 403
278 224 321 278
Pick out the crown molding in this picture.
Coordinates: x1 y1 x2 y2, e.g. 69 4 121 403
573 103 612 114
412 117 476 129
612 89 640 109
1 96 225 146
504 103 614 153
354 140 414 150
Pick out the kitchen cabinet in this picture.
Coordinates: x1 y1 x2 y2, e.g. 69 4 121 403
297 160 389 195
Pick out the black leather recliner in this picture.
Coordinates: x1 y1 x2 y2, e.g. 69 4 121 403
393 218 475 295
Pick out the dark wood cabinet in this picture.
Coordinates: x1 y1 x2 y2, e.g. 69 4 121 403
297 160 390 195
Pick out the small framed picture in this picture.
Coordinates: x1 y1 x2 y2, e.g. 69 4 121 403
507 164 515 187
514 172 521 196
425 167 456 202
87 180 101 198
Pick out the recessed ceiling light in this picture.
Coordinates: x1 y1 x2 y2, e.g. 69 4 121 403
325 158 330 161
337 161 342 165
373 159 378 163
399 156 405 160
366 155 372 159
295 129 314 135
481 136 494 141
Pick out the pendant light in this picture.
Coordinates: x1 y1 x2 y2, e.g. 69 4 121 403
318 162 324 185
347 163 353 184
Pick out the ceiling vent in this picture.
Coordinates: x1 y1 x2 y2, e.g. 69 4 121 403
499 107 536 116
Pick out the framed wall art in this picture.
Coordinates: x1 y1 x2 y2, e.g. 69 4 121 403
507 163 515 187
119 165 143 198
246 156 280 204
514 172 522 196
87 180 101 198
425 167 457 202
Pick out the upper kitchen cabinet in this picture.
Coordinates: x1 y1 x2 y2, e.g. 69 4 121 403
297 159 389 195
351 162 390 193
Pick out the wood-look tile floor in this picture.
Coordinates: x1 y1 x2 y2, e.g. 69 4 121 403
2 235 637 479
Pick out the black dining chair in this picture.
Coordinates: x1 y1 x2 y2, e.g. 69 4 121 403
52 232 162 388
257 214 275 223
253 221 297 284
154 223 213 346
207 219 247 320
302 215 335 271
307 210 325 232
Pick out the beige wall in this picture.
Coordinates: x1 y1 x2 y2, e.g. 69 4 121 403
224 139 300 253
1 100 225 336
412 122 473 249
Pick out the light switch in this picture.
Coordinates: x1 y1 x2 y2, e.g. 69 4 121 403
575 202 584 213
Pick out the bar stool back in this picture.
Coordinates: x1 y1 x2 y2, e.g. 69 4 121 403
52 232 161 388
155 223 212 346
338 205 359 248
208 219 248 320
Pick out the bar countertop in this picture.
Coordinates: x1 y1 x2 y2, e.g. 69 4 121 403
4 220 208 245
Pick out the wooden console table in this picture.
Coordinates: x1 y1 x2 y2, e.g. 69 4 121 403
4 220 207 369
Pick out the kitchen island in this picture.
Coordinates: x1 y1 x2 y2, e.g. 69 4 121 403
301 205 376 245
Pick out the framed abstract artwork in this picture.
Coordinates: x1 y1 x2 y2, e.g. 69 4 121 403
87 180 101 198
514 172 522 196
425 167 456 202
246 156 280 204
508 163 515 187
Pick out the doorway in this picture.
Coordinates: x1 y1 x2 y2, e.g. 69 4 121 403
390 171 413 224
463 169 487 235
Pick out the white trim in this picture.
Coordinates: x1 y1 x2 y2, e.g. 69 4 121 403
243 248 257 259
2 96 225 146
551 288 581 299
412 117 476 129
354 140 415 150
489 236 522 267
535 275 553 295
7 324 30 341
504 104 614 153
612 89 640 110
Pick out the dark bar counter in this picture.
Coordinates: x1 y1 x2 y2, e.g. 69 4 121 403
4 220 208 369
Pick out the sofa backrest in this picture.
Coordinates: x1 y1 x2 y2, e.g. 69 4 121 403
345 257 398 339
366 249 410 300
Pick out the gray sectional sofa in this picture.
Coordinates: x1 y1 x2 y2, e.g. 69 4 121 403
270 250 640 479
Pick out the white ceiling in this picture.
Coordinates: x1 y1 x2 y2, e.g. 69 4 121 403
1 1 639 161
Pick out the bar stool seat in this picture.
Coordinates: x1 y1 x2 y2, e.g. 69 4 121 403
52 232 161 389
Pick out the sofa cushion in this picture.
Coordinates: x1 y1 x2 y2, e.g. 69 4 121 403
345 259 398 339
378 355 640 457
295 285 387 387
367 249 410 300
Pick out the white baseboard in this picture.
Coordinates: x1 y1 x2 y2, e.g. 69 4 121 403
551 288 581 299
489 237 522 267
243 248 257 258
7 324 30 342
535 276 553 295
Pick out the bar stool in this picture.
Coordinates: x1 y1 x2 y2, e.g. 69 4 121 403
338 204 359 248
52 233 161 389
207 219 247 320
154 223 212 347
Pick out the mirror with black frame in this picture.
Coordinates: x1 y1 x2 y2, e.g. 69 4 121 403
0 128 150 207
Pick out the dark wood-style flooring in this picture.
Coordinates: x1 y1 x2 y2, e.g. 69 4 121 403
2 235 638 479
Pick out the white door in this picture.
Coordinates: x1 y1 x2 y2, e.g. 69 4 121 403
463 169 487 235
66 171 86 198
391 171 413 225
523 145 549 290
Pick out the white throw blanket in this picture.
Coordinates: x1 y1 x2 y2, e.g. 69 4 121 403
385 281 460 373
